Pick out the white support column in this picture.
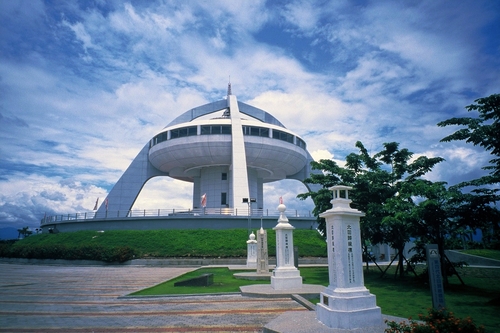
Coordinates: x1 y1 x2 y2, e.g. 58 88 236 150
228 94 250 215
316 186 382 330
192 176 201 209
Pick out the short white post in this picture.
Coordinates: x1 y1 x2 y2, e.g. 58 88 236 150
316 185 382 329
256 227 269 274
271 203 302 290
246 232 257 268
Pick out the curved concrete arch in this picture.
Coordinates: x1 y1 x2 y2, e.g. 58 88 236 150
286 151 323 193
96 143 168 216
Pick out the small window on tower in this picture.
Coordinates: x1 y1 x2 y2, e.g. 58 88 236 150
221 173 227 180
221 192 227 205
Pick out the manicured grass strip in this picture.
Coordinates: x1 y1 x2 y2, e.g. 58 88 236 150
131 266 331 296
130 268 269 295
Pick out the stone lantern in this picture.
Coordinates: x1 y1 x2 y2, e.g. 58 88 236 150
316 185 382 329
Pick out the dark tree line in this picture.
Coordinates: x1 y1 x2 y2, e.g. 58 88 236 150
299 93 500 281
17 226 33 239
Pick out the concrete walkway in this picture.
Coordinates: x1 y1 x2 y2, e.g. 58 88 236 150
0 263 308 332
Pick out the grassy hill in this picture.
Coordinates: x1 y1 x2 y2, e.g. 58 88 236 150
0 229 326 262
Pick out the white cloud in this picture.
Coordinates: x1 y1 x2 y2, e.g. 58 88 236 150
0 0 498 232
0 174 108 229
62 20 97 54
210 29 227 50
108 3 191 36
133 178 193 210
263 179 314 214
196 0 268 32
310 149 333 161
281 0 320 31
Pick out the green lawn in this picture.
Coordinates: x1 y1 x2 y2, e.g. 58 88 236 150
130 267 269 295
131 265 500 332
462 249 500 261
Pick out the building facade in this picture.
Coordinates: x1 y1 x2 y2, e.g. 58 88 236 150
96 85 318 217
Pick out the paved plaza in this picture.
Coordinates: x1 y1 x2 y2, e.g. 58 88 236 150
0 263 308 333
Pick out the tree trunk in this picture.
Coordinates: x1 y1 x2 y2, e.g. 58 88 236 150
398 246 405 278
436 229 448 287
363 244 369 271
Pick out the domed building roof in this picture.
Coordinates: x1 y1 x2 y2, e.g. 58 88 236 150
148 97 308 184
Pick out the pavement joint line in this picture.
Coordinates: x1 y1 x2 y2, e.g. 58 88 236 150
1 308 307 316
0 326 272 331
120 291 243 299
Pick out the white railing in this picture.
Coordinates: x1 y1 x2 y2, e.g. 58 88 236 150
41 208 314 225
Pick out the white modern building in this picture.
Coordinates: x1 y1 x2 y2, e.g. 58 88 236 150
95 84 318 218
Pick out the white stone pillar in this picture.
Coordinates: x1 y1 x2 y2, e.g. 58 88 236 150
271 203 302 290
256 227 269 274
228 94 250 215
316 186 382 329
246 232 257 268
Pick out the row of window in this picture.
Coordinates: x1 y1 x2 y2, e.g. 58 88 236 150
151 125 306 149
272 129 294 143
242 126 269 137
171 126 197 138
201 125 232 135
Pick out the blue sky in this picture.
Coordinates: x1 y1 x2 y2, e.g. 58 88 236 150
1 0 499 233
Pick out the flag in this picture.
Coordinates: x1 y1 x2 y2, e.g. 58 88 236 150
104 198 108 211
279 196 284 205
93 198 99 210
201 193 207 207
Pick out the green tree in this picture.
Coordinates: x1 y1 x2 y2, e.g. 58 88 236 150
297 158 355 234
17 227 33 239
438 93 500 184
299 141 444 276
437 93 500 247
453 188 500 248
408 180 468 284
381 187 418 277
376 151 444 277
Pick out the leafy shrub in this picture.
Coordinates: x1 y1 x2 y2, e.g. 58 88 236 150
385 308 485 333
491 239 500 250
1 229 324 261
3 242 136 262
0 239 18 257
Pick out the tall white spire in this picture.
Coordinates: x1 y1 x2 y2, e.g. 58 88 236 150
227 76 232 96
227 93 250 215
